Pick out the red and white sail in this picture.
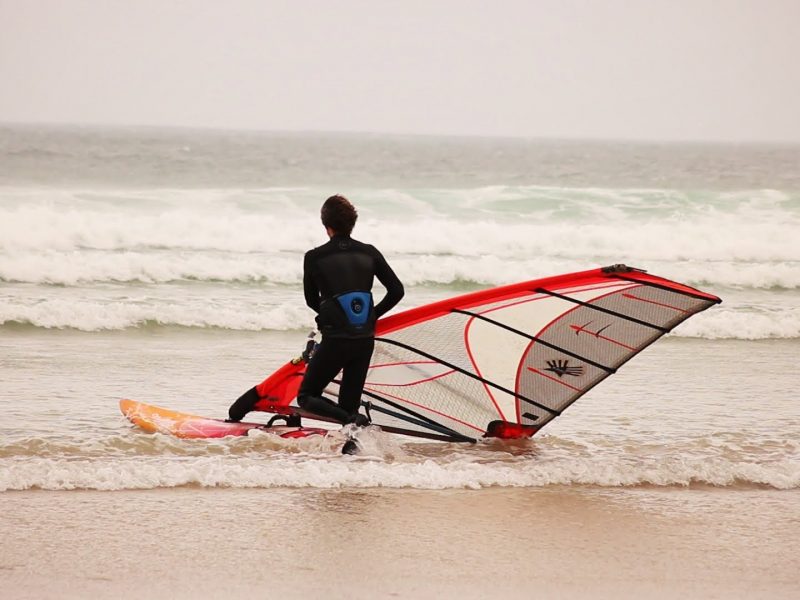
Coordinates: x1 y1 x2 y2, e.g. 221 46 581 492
254 265 721 442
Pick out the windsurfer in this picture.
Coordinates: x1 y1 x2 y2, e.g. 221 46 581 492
228 195 404 424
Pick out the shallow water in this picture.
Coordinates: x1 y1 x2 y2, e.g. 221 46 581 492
1 328 797 491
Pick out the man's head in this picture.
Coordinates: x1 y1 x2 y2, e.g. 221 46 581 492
321 195 358 236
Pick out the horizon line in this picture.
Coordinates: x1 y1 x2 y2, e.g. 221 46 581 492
2 119 799 148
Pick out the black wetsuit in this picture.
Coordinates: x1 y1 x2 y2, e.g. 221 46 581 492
296 234 404 422
227 234 403 423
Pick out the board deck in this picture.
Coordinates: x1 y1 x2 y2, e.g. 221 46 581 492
119 399 330 439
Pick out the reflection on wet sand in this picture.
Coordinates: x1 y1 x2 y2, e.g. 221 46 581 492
2 486 797 600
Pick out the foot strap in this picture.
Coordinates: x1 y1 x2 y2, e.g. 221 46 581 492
266 413 302 428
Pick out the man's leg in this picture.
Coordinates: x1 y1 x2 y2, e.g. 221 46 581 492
337 337 375 417
297 337 351 422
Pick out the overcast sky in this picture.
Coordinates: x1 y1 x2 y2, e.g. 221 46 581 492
1 0 798 142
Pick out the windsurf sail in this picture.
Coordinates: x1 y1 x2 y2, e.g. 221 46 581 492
253 265 721 443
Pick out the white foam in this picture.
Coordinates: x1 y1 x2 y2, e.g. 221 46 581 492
2 187 799 264
0 250 303 285
1 452 796 491
674 305 800 340
2 185 799 338
3 426 797 491
0 295 314 331
2 250 799 292
3 289 798 339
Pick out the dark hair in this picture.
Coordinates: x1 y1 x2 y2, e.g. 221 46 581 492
320 195 358 235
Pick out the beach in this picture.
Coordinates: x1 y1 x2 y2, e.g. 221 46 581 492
1 125 799 598
3 487 798 600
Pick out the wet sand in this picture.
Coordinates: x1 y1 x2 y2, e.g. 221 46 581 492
2 487 798 599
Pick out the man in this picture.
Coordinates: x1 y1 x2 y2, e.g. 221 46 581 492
228 195 404 425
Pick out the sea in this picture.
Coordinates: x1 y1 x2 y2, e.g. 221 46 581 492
1 124 799 598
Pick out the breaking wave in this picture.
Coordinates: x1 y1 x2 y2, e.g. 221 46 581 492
2 453 797 492
2 187 798 261
2 252 800 291
2 185 798 338
2 429 797 492
2 295 799 339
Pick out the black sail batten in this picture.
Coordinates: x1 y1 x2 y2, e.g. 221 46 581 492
610 274 723 304
375 422 474 443
328 379 474 442
358 387 476 442
533 288 668 332
366 403 477 443
374 336 561 417
451 308 616 374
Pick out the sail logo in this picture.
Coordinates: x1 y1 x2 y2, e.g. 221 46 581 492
544 359 584 378
571 321 611 337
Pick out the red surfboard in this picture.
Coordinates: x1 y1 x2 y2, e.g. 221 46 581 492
119 399 330 440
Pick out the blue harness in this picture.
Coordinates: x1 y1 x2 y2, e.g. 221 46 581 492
335 291 373 327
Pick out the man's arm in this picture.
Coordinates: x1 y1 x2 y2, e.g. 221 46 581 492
303 253 321 313
372 247 404 318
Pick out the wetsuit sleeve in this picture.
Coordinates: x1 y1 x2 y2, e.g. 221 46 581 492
303 252 321 313
372 247 404 318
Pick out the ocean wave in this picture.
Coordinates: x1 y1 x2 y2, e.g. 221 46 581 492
0 251 303 286
2 188 799 265
2 424 797 492
1 452 796 491
2 251 800 291
674 305 800 340
2 295 797 339
3 185 798 338
0 297 315 332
